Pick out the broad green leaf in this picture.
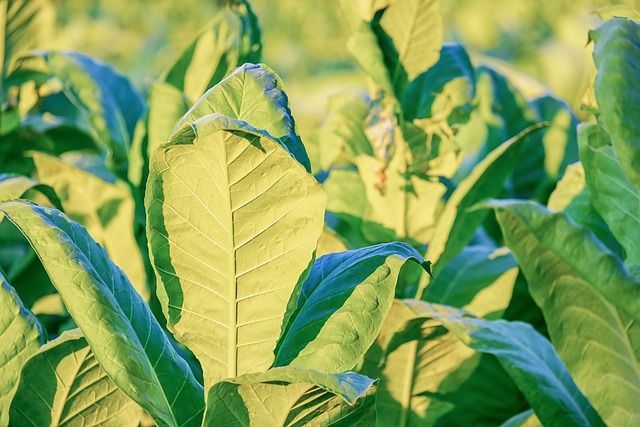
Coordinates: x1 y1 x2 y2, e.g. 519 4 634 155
9 329 140 427
547 162 622 256
578 123 640 265
18 51 144 176
163 0 261 103
32 152 148 299
375 0 443 96
361 300 527 426
590 18 640 189
0 0 53 83
273 242 425 372
423 245 518 318
146 114 325 389
397 301 605 427
172 63 311 172
423 123 545 283
0 270 44 427
203 367 376 426
0 201 204 427
491 200 640 426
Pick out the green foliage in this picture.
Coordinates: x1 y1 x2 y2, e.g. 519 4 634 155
2 1 639 426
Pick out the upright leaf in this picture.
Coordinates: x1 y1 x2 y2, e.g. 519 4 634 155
172 63 311 172
203 367 376 426
146 114 325 389
0 270 44 427
273 242 425 372
9 329 140 427
491 200 640 426
590 18 640 189
0 201 204 427
163 0 261 103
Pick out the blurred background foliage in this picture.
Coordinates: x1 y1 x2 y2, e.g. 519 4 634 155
48 0 640 138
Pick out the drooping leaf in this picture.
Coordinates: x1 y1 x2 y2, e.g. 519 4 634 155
273 242 425 372
578 123 640 265
590 18 640 189
172 63 311 172
0 269 45 427
423 245 518 319
0 201 204 427
0 173 60 207
146 113 325 390
17 51 144 176
9 329 140 427
393 301 605 427
361 300 528 426
163 0 261 103
203 367 376 426
33 152 148 298
491 200 640 426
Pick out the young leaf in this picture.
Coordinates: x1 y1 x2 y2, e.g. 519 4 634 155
0 270 45 427
146 114 325 389
0 201 204 427
172 63 311 172
590 18 640 189
273 242 425 373
203 367 376 426
491 200 640 426
394 301 605 427
9 329 141 427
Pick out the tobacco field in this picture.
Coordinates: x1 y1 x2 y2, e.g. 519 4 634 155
1 0 640 426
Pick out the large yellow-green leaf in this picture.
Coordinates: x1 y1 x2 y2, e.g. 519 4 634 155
590 18 640 189
0 270 44 427
146 114 325 389
389 301 605 427
202 367 376 426
361 300 527 426
0 201 204 427
491 200 640 426
32 152 148 298
172 63 311 172
423 123 545 285
578 123 640 265
273 242 425 372
163 0 261 103
17 51 144 176
9 329 140 427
